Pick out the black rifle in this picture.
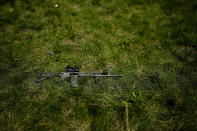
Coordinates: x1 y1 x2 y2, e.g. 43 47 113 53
36 66 123 87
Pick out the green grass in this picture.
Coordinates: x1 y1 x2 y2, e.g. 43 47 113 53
0 0 197 130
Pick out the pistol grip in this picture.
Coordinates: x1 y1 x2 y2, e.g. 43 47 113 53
71 75 78 87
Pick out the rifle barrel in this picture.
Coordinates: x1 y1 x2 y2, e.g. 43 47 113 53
77 73 123 77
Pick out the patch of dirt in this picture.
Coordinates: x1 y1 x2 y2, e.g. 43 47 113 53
71 4 81 12
63 40 76 45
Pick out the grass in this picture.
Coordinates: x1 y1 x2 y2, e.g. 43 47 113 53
0 0 197 130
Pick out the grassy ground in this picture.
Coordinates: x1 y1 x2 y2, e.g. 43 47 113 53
0 0 197 130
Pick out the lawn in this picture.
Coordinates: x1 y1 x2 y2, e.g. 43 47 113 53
0 0 197 130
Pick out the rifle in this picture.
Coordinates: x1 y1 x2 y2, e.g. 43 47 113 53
36 66 123 87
